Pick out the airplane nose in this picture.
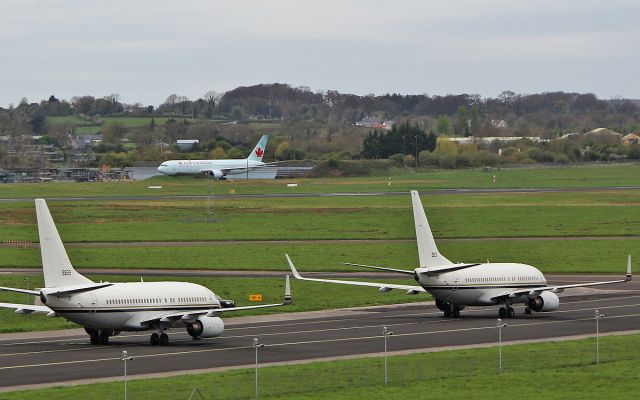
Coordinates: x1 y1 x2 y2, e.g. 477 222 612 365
157 165 165 174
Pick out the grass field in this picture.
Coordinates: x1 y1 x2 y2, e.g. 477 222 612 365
0 239 636 273
0 273 427 333
1 164 639 199
101 116 184 127
1 334 637 400
0 166 638 334
1 190 639 243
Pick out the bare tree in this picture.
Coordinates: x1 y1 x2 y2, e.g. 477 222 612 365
203 90 223 106
165 94 178 112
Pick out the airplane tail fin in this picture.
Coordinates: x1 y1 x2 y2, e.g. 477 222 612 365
35 199 93 288
410 190 453 269
247 135 268 162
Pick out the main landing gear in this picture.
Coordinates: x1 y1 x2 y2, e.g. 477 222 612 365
498 306 515 319
86 328 110 345
150 331 169 346
436 299 463 318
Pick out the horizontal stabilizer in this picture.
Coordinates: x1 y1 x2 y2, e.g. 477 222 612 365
0 302 51 314
420 263 481 275
44 283 113 297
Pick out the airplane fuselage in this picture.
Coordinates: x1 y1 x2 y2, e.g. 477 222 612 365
41 281 220 331
416 263 546 306
157 159 265 176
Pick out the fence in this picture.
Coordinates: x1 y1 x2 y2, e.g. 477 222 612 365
9 333 635 400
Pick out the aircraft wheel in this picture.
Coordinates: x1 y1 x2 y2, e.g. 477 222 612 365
498 307 507 319
150 333 160 346
98 332 109 345
452 307 461 318
90 332 99 345
159 333 169 346
507 307 515 319
444 308 452 318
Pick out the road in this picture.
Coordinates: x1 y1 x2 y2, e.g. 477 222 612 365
0 276 638 391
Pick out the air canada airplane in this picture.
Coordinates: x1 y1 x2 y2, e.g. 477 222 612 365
286 190 631 319
157 134 274 179
0 199 292 346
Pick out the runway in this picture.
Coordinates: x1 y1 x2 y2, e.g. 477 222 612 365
1 186 640 203
0 276 638 391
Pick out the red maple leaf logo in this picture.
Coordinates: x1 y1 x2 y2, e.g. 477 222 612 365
255 147 264 157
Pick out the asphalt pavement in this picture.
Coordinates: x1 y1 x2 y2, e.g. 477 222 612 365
0 275 638 392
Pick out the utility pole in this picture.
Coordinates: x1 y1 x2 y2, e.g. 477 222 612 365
595 309 604 365
122 351 134 400
383 326 394 384
497 319 507 374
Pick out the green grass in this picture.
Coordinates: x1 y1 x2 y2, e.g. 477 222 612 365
0 239 637 274
1 334 637 400
1 190 640 243
74 125 101 134
1 164 640 199
102 116 184 127
48 115 93 125
0 274 428 333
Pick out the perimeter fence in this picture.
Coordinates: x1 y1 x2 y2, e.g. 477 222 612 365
17 332 637 400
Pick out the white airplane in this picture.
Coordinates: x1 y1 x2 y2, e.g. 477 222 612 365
286 190 632 319
157 134 274 179
0 199 291 346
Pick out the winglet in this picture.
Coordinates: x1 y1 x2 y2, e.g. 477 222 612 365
626 255 632 281
285 254 303 279
284 275 292 305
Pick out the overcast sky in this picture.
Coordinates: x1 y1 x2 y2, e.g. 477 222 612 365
1 0 639 107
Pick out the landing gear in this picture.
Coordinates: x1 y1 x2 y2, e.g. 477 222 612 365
524 307 532 315
98 331 110 345
86 328 110 345
150 333 160 346
150 331 170 346
498 306 516 319
159 333 169 346
443 303 461 318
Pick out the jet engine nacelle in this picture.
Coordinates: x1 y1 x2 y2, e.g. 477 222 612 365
186 316 225 338
202 170 225 179
528 291 560 312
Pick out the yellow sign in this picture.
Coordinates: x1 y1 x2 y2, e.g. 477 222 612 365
249 294 263 302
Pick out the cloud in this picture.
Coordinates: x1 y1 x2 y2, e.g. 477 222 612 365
0 0 639 106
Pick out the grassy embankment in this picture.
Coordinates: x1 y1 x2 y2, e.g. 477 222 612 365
1 334 638 400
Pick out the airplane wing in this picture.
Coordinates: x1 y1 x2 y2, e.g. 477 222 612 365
287 255 426 293
200 161 282 175
491 256 632 301
140 276 292 324
0 302 52 314
0 286 41 296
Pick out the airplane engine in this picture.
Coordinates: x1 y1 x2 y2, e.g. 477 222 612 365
186 316 225 338
528 291 560 312
210 170 224 179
